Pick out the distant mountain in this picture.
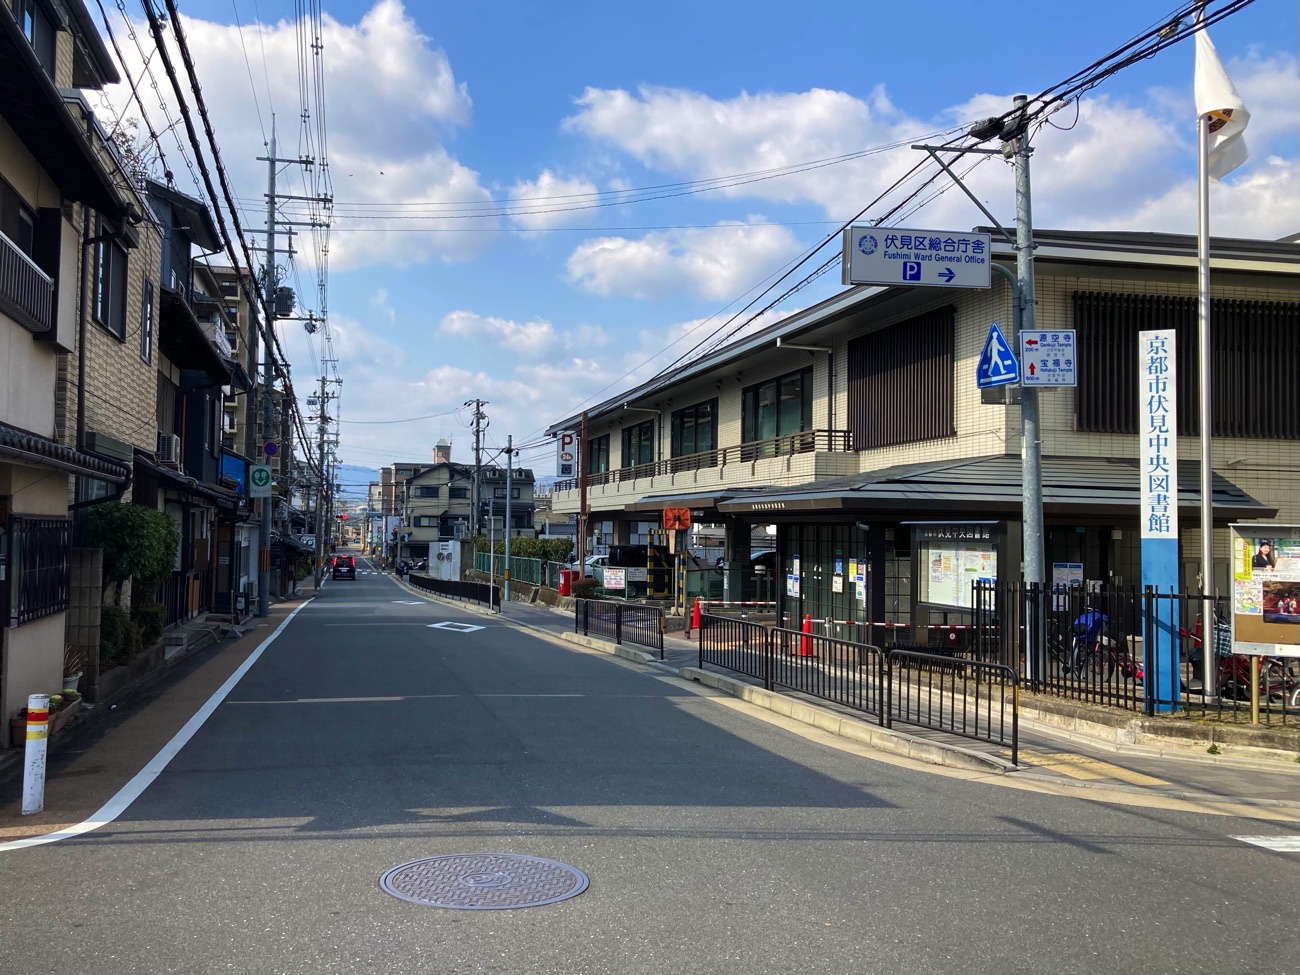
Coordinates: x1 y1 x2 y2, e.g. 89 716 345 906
336 464 379 502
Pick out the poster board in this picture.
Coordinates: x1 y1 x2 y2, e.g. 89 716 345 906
1230 524 1300 657
604 567 626 591
916 524 997 610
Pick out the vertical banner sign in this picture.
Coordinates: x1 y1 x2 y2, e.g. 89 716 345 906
556 430 577 478
1139 329 1181 711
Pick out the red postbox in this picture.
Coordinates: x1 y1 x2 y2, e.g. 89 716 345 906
559 568 574 597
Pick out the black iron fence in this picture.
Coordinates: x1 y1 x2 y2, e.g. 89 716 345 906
885 649 1018 764
575 599 665 658
974 582 1299 727
699 613 1018 762
408 573 501 610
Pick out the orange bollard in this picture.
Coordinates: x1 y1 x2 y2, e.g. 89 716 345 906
800 614 814 656
689 597 701 637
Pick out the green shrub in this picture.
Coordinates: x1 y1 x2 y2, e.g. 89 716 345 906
131 604 166 648
82 503 180 606
571 577 600 600
100 605 129 667
123 621 145 662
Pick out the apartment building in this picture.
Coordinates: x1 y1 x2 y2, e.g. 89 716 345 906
0 0 138 726
547 229 1298 631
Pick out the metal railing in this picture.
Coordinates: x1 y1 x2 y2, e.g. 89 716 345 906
975 581 1299 727
408 573 501 610
698 613 1018 762
0 230 54 335
575 598 665 657
884 649 1019 765
553 429 852 492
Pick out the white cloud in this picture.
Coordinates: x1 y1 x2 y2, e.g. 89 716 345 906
100 0 493 272
508 170 600 230
438 310 557 355
566 220 801 300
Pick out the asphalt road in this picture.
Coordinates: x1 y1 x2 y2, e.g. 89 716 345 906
2 552 1296 975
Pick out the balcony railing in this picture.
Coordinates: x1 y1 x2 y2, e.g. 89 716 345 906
0 230 54 335
553 429 851 492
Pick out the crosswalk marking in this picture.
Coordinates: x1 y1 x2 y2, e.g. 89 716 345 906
1019 749 1169 787
1234 835 1300 853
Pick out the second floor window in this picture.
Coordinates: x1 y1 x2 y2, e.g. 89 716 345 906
621 420 654 468
587 434 610 474
742 368 812 443
18 0 56 78
449 487 469 499
94 232 128 339
140 278 154 362
671 399 717 457
0 177 35 258
414 485 441 498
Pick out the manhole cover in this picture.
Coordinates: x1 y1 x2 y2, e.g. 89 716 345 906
379 854 589 910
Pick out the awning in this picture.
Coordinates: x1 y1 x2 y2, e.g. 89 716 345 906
0 8 126 219
627 487 776 514
717 454 1277 522
135 452 238 511
0 421 129 482
158 288 233 383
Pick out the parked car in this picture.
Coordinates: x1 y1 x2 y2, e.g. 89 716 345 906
332 555 357 580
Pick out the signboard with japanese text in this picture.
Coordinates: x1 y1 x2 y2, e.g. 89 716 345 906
1230 524 1300 657
556 430 578 478
604 567 626 591
916 524 997 609
1139 331 1179 543
1020 330 1077 387
843 227 992 290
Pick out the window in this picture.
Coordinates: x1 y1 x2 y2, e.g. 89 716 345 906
0 176 35 258
847 306 955 450
413 516 439 527
621 420 654 468
140 278 154 362
742 368 812 443
17 0 56 78
671 399 718 457
225 305 239 325
1074 292 1300 440
94 230 128 339
449 487 469 500
493 487 506 499
586 434 610 474
220 281 239 297
8 516 71 626
413 485 440 498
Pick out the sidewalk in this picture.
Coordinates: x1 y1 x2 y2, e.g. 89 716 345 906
480 593 1298 815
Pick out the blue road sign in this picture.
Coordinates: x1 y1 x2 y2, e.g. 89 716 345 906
976 322 1020 388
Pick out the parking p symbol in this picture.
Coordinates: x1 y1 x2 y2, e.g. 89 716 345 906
903 261 921 282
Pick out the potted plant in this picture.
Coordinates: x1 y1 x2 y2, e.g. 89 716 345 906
8 691 82 747
63 643 87 693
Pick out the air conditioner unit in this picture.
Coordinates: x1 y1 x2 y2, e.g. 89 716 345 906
156 432 181 467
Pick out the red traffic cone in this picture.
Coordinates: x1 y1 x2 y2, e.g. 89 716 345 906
800 614 814 656
690 597 701 636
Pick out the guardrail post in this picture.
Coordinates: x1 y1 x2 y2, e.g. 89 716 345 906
763 625 772 690
615 604 623 646
582 599 589 637
881 651 892 729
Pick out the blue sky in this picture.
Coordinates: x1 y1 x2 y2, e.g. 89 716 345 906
103 0 1298 484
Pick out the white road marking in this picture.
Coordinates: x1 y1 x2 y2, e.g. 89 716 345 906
392 600 421 605
0 598 316 853
428 622 484 633
1234 835 1300 853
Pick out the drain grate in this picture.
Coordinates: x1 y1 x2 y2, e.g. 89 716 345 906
379 854 589 910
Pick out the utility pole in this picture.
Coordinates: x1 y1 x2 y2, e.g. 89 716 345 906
1012 94 1045 593
466 399 487 537
577 410 588 573
256 127 277 618
504 434 513 607
314 373 328 590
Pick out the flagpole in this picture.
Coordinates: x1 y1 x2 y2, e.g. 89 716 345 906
1197 102 1217 698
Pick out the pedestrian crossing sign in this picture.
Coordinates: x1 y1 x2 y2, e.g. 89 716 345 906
976 321 1020 388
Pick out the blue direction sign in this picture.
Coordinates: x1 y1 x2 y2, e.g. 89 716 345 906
976 322 1020 388
843 227 993 290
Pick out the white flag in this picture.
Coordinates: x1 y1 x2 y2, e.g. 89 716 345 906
1194 26 1250 180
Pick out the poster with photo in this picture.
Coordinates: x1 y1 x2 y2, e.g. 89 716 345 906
1230 524 1300 656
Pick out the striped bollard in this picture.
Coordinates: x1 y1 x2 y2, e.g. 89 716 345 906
22 693 50 815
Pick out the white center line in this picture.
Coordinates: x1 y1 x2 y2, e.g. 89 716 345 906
1234 835 1300 852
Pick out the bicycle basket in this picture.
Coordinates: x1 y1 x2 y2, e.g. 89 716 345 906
1213 622 1233 658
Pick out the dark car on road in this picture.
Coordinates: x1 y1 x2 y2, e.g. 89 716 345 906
332 555 357 580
